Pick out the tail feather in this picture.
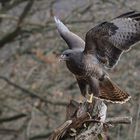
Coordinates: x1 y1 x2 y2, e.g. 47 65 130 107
99 77 131 104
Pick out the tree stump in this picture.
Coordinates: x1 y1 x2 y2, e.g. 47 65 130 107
48 99 132 140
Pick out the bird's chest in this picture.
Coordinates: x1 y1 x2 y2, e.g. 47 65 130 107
65 54 102 78
66 60 86 76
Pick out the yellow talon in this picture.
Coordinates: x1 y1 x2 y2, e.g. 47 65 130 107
87 94 93 103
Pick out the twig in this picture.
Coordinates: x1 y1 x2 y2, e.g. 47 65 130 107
17 0 35 27
105 116 132 125
0 128 18 135
11 115 31 140
0 0 27 13
0 0 34 48
26 107 36 139
0 113 27 123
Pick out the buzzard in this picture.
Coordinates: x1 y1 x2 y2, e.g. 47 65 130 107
54 11 140 104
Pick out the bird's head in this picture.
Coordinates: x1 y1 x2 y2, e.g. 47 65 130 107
59 50 73 61
59 49 82 62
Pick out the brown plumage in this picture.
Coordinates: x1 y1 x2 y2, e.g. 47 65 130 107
54 11 140 103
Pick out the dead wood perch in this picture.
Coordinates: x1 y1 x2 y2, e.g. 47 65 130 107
48 99 132 140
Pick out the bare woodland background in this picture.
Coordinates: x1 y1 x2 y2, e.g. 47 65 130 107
0 0 139 140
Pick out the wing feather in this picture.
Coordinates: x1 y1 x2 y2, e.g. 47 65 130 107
54 16 85 50
84 11 140 68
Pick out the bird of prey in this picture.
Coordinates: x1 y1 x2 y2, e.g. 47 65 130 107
54 11 140 104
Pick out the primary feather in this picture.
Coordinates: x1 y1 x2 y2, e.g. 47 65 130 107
84 11 140 68
54 16 85 49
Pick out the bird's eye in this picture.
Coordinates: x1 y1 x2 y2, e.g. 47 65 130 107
65 53 69 57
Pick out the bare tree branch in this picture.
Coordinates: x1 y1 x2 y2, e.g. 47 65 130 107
0 128 18 135
105 116 132 125
0 0 34 48
0 113 27 123
0 76 67 106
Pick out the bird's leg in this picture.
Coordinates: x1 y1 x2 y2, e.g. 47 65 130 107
76 77 88 103
86 77 100 103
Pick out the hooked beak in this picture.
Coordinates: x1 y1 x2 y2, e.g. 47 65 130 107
59 54 68 61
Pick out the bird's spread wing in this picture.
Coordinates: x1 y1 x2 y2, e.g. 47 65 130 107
84 11 140 68
54 16 85 50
